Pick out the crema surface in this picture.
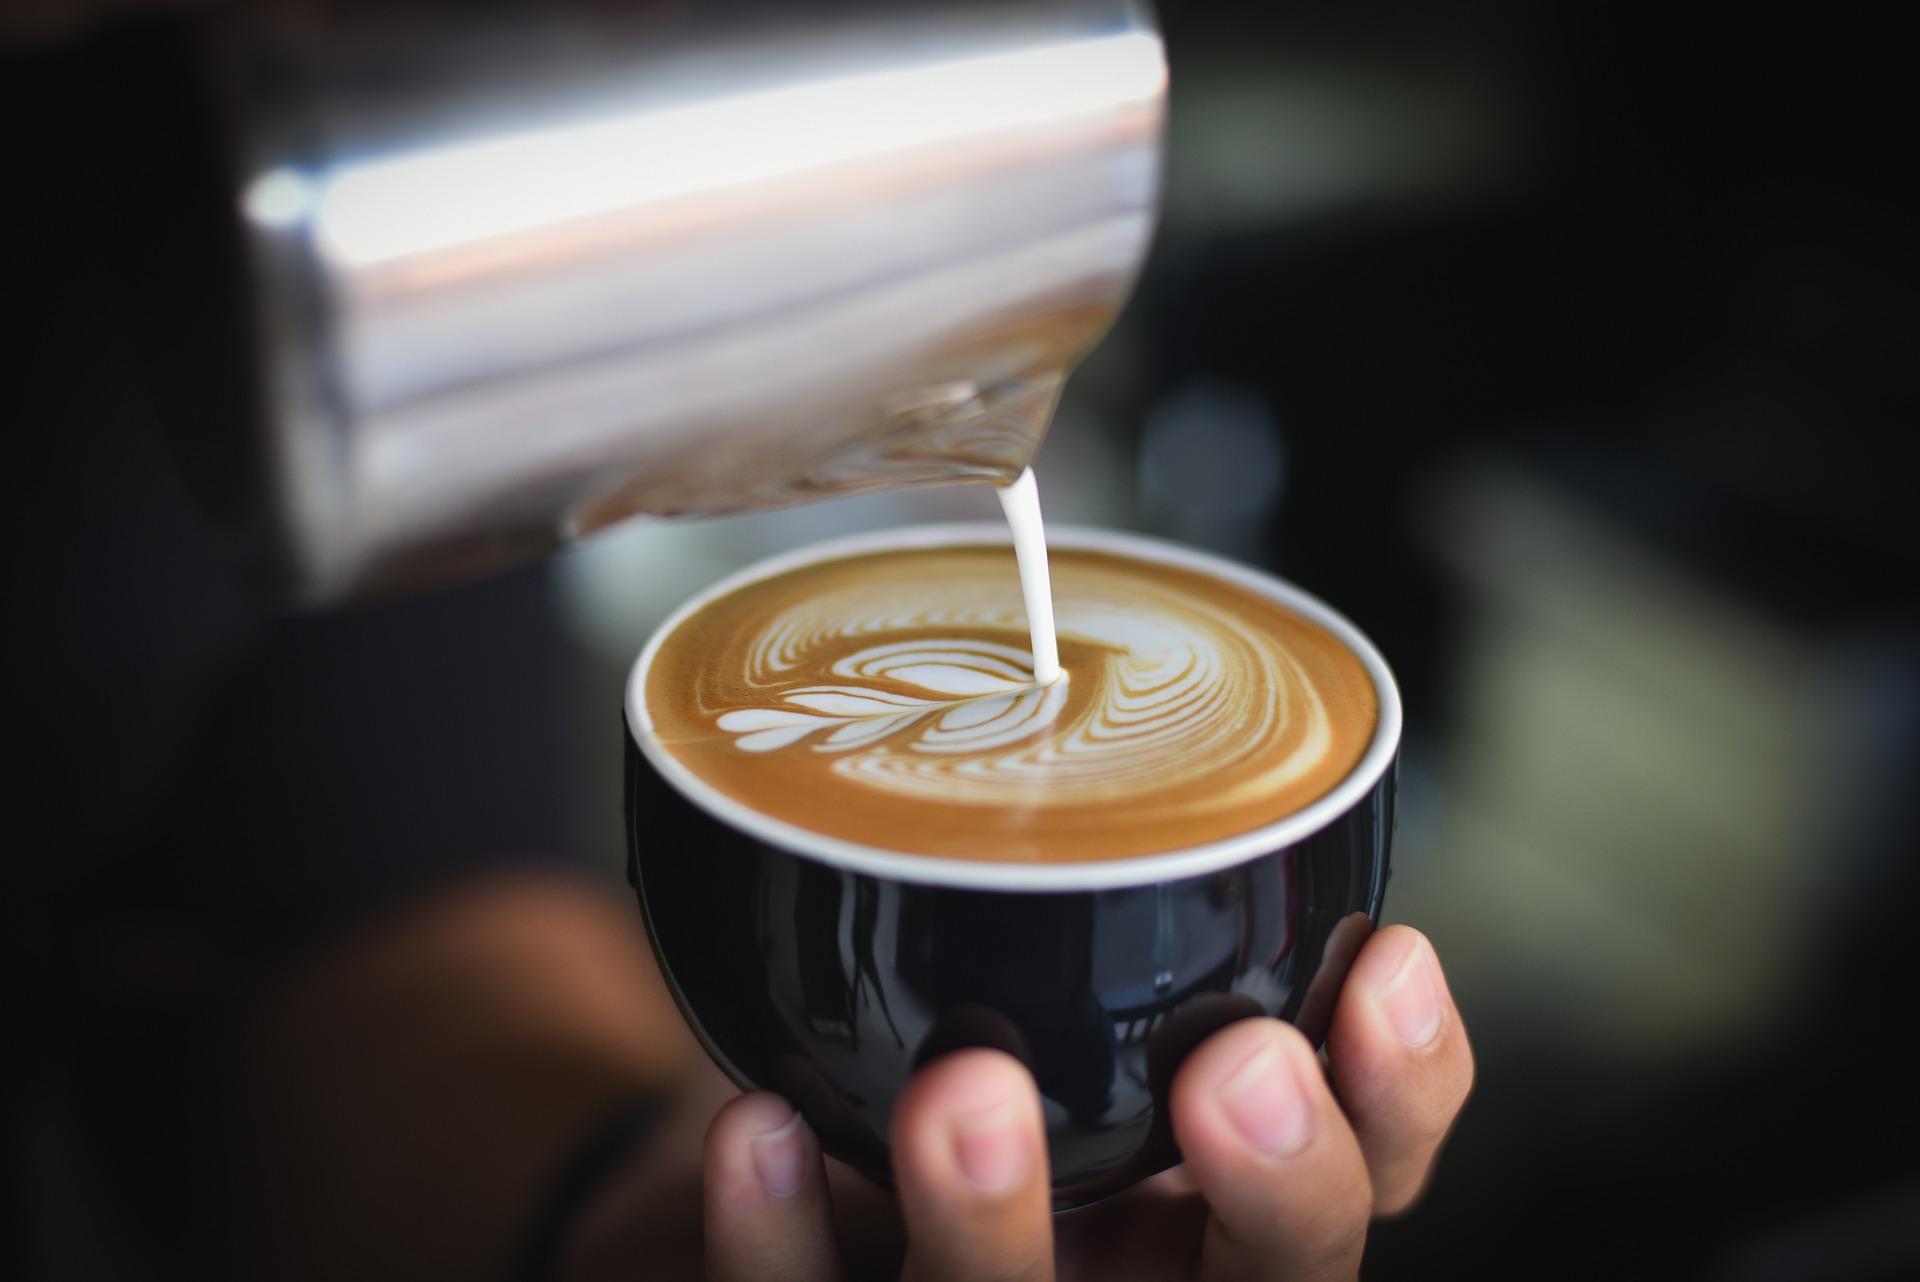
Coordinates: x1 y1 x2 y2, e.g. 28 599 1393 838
645 547 1378 862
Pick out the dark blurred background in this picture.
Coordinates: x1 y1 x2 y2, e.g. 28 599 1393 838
8 1 1917 1279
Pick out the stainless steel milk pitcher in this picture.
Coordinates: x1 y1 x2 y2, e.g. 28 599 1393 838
191 0 1163 602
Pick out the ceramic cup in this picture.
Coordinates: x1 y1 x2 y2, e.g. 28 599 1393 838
624 525 1400 1209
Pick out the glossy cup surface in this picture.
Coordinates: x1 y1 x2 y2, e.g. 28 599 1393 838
624 525 1400 1207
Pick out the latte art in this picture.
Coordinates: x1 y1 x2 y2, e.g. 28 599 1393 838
716 639 1070 756
646 547 1378 862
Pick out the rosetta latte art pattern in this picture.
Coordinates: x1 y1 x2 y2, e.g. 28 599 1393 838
709 565 1332 809
648 547 1377 860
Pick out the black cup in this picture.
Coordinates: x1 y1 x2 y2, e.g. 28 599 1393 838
624 526 1400 1209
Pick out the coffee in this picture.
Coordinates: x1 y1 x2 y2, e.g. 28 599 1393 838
643 543 1378 862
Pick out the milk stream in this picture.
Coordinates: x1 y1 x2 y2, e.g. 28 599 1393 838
994 468 1062 686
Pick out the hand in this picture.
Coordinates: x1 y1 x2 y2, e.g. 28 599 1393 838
701 925 1472 1282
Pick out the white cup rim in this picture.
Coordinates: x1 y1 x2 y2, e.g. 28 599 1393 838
626 523 1402 891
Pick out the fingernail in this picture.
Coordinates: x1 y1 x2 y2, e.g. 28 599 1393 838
750 1113 808 1199
1217 1041 1313 1158
951 1100 1032 1194
1379 937 1444 1048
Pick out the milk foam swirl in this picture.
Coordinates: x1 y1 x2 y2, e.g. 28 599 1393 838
706 564 1334 811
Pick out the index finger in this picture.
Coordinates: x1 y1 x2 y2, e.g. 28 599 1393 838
1323 926 1474 1217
